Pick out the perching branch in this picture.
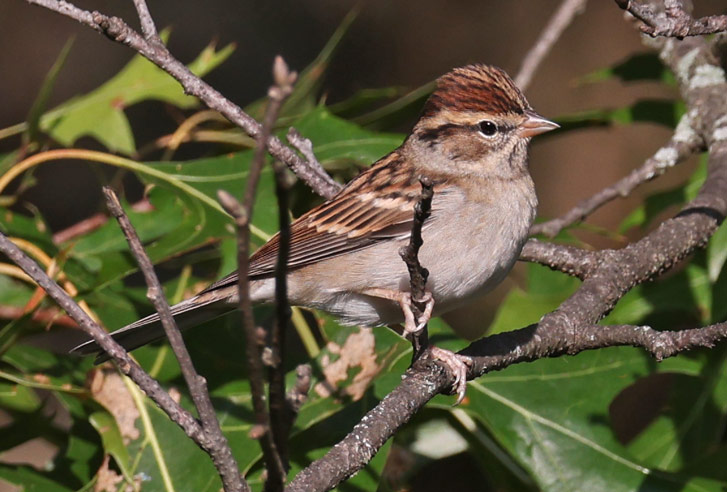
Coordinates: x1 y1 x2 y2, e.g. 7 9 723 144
398 177 434 358
615 0 727 38
102 187 246 492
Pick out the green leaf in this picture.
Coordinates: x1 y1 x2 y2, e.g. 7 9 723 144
0 380 41 412
581 53 675 85
294 107 404 168
467 349 725 491
0 466 74 492
25 38 74 144
39 32 234 154
89 411 133 481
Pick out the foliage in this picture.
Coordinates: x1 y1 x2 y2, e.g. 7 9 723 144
0 30 726 492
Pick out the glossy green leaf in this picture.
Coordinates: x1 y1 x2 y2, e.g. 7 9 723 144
0 466 74 492
89 411 133 481
466 349 725 491
38 33 234 154
0 381 41 412
26 38 74 144
295 107 404 168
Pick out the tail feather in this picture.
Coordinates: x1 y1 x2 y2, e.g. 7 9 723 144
70 293 234 364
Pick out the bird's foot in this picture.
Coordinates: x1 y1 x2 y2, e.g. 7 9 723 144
399 291 434 339
425 346 473 405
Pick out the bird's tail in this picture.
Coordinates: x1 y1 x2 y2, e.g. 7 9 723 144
70 292 234 364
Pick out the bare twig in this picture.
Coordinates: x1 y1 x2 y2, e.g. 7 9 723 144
515 0 587 90
616 0 727 37
398 177 434 359
23 0 341 200
131 0 158 39
102 187 246 492
267 56 297 474
0 232 227 485
279 364 312 442
530 111 703 237
219 56 296 492
519 239 596 279
286 128 339 198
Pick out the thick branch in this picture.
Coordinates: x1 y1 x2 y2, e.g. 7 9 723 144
615 0 727 38
103 188 246 492
519 239 596 279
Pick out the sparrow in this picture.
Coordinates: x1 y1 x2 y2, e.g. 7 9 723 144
73 64 558 399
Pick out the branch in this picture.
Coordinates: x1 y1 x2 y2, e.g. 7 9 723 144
615 0 727 38
102 188 246 492
267 57 297 475
24 0 341 200
218 57 294 491
398 177 434 358
519 239 596 279
515 0 587 90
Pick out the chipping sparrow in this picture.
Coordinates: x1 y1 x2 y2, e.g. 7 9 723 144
74 64 558 398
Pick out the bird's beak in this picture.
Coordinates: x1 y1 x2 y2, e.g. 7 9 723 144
518 110 559 138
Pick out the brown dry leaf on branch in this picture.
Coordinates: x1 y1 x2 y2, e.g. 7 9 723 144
89 368 141 443
315 328 381 401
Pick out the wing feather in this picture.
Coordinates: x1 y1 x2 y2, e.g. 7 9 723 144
201 150 450 293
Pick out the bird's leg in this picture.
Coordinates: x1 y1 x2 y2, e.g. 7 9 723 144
425 347 473 405
364 288 471 404
398 291 434 338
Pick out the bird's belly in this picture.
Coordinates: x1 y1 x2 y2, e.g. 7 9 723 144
282 198 533 327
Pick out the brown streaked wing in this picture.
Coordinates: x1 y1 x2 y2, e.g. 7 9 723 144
200 151 429 292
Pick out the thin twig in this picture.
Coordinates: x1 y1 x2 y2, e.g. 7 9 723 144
280 364 312 442
102 187 246 492
218 56 295 492
24 0 341 199
0 232 225 483
530 111 703 237
515 0 587 90
519 239 596 279
615 0 727 37
398 177 434 359
131 0 158 39
267 56 297 475
286 128 338 197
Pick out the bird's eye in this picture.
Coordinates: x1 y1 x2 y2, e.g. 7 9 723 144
478 120 497 137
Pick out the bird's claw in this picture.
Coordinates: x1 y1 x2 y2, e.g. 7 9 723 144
427 346 473 405
399 291 434 339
